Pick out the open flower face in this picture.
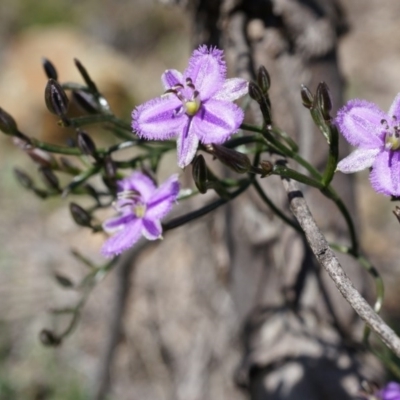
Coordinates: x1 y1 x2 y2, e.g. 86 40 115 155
336 94 400 196
101 172 180 257
132 45 248 168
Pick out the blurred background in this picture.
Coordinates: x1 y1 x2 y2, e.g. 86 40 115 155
1 0 400 399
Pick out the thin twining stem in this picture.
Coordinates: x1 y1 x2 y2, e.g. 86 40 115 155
281 177 400 358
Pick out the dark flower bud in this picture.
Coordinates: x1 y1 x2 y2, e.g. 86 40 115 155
257 65 271 93
248 82 263 102
72 90 100 114
54 272 74 288
69 202 92 227
38 167 60 191
259 160 273 177
45 79 69 117
393 206 400 224
27 149 57 168
315 81 332 120
192 154 208 194
42 58 58 80
211 144 251 174
77 130 97 157
104 155 117 179
14 168 34 189
39 329 61 347
74 58 98 93
248 82 272 125
300 84 314 109
0 107 18 136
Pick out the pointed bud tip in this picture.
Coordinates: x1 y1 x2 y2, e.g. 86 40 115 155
42 57 58 80
300 84 314 109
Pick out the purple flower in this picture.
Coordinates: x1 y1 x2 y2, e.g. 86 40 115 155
132 45 248 168
101 172 180 257
379 381 400 400
336 94 400 196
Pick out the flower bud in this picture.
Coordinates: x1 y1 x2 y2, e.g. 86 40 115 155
104 155 117 179
69 202 92 227
45 79 69 116
248 82 272 125
74 58 99 93
72 90 100 114
257 65 271 93
0 107 18 136
54 272 74 288
315 81 332 120
27 148 57 168
39 329 61 347
248 82 263 102
14 168 34 189
259 160 273 177
300 84 314 109
393 206 400 224
211 144 251 174
77 130 97 157
192 154 208 194
38 167 60 191
42 58 58 80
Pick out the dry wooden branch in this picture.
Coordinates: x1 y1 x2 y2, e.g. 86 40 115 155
282 177 400 357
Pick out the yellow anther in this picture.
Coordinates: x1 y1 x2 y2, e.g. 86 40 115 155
185 100 200 116
386 134 400 151
134 204 147 218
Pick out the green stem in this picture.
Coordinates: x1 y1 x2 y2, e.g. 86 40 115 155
253 179 301 233
243 122 359 254
30 138 82 155
324 187 358 254
241 123 321 179
163 179 251 231
66 114 132 131
273 164 325 190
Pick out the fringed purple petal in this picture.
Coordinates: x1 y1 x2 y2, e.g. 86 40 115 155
101 219 142 257
337 148 380 173
335 99 386 148
176 119 199 168
118 171 156 201
146 174 180 220
161 69 183 90
184 45 226 101
192 99 244 144
370 150 400 196
213 78 249 102
132 95 187 140
102 212 135 233
389 93 400 121
142 219 162 240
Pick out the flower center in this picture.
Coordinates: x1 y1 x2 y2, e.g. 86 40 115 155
133 203 147 218
165 77 201 117
382 118 400 151
117 190 147 218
